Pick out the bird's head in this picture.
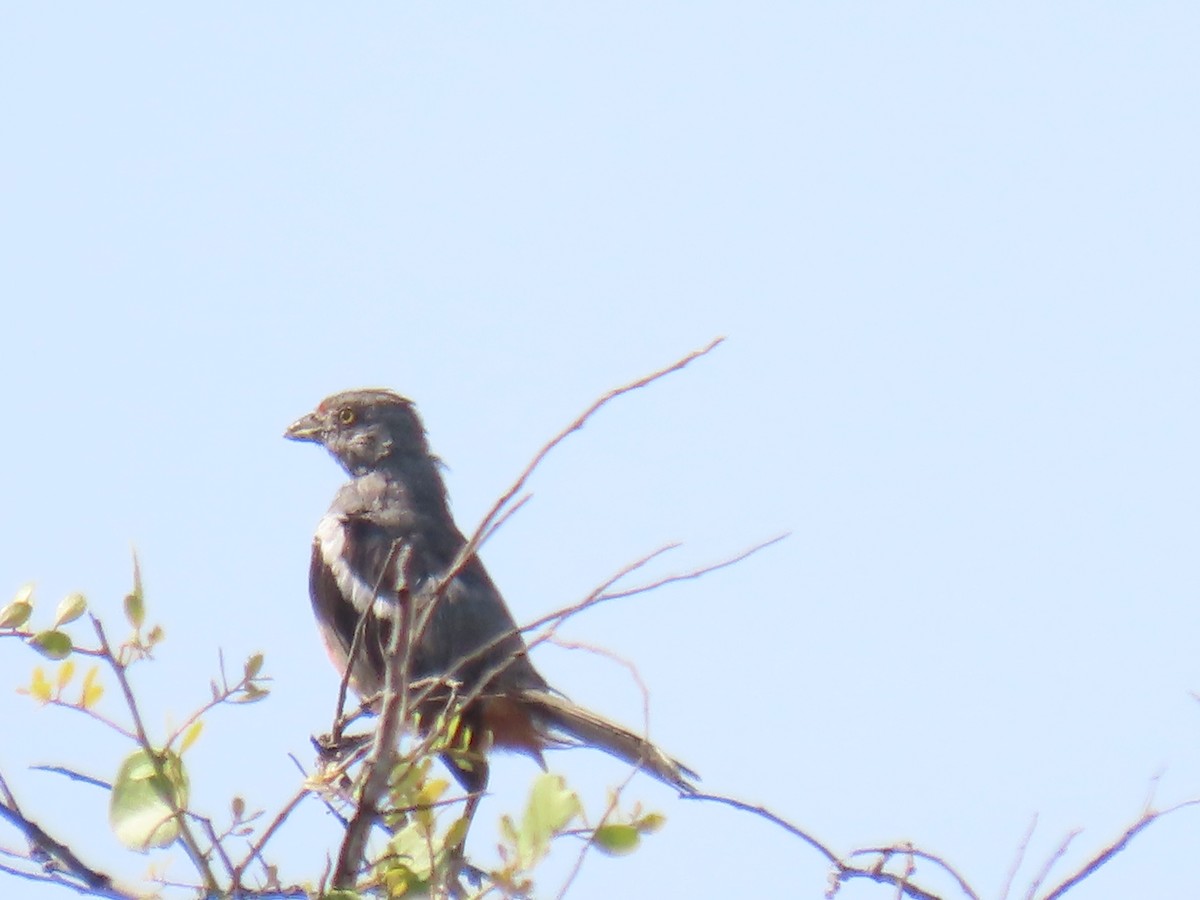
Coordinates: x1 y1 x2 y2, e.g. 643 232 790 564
285 389 431 475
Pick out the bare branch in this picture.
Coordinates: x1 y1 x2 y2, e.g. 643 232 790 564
1024 829 1079 900
444 338 725 599
850 845 980 900
1038 799 1200 900
999 814 1038 900
233 785 311 890
594 533 789 604
682 791 839 867
42 701 138 743
683 792 964 900
0 772 126 898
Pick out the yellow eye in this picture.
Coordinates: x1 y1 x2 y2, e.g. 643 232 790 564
338 407 357 425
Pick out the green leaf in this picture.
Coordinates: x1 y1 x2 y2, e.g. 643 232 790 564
29 630 73 660
124 553 145 629
386 820 435 882
0 600 33 629
243 652 264 680
109 749 189 850
517 773 581 867
179 720 204 754
637 812 666 834
232 684 270 703
124 593 144 630
54 592 88 628
593 823 641 855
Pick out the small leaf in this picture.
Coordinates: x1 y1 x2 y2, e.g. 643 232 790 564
56 660 76 691
29 667 52 703
109 749 189 850
29 630 73 660
231 796 246 820
146 625 164 646
54 592 87 628
232 684 269 704
593 823 641 855
180 720 204 754
124 554 145 630
0 599 33 629
82 681 104 709
79 665 103 708
244 652 264 680
442 815 469 855
415 777 449 808
124 592 144 630
637 812 666 834
517 773 581 867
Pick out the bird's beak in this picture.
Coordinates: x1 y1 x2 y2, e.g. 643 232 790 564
284 412 324 443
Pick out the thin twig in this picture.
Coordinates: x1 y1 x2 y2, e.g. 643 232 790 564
554 766 638 900
1024 829 1079 900
1039 799 1200 900
442 338 725 610
43 700 138 743
233 786 311 890
682 792 955 900
999 814 1038 900
0 772 124 897
850 845 980 900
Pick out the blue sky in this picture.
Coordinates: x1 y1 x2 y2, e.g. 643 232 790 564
3 4 1199 898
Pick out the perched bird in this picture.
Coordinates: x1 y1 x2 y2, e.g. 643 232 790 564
284 389 696 812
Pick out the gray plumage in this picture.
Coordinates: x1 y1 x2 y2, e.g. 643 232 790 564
286 389 696 794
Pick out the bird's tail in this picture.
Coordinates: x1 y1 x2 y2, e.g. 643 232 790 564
518 689 698 793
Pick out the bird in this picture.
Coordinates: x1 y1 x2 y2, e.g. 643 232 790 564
284 388 697 824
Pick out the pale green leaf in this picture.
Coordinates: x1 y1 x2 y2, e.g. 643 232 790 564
244 652 264 680
29 630 73 660
637 812 666 834
109 749 189 850
517 773 581 867
179 720 204 754
593 823 641 855
54 592 87 628
0 600 33 629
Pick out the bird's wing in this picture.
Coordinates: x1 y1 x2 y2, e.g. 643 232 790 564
309 472 546 698
308 474 420 696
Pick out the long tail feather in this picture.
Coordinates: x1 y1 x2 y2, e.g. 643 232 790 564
519 689 698 792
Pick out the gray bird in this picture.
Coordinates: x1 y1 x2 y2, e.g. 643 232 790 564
285 389 696 814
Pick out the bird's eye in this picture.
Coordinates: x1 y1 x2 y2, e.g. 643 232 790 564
338 407 357 425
